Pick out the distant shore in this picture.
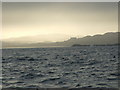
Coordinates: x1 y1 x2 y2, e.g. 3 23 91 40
71 44 120 47
2 44 119 49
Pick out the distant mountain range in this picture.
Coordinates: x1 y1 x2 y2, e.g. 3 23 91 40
2 32 119 48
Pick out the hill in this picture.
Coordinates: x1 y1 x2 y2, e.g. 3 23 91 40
2 32 119 48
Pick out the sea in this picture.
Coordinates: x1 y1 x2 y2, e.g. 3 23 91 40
2 45 119 88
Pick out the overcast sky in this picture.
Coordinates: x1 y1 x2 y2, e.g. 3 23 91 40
2 2 118 42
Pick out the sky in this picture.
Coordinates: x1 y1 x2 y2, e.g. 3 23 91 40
2 2 118 42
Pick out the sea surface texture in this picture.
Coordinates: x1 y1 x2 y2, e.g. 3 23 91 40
2 46 119 88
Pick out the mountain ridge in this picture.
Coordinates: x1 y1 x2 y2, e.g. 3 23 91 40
2 32 119 48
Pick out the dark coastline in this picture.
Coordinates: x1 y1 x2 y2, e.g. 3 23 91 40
71 44 120 47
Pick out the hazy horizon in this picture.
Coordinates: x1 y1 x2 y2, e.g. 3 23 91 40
2 31 118 43
2 2 118 42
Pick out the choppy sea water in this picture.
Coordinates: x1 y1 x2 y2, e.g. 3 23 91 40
2 46 119 88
